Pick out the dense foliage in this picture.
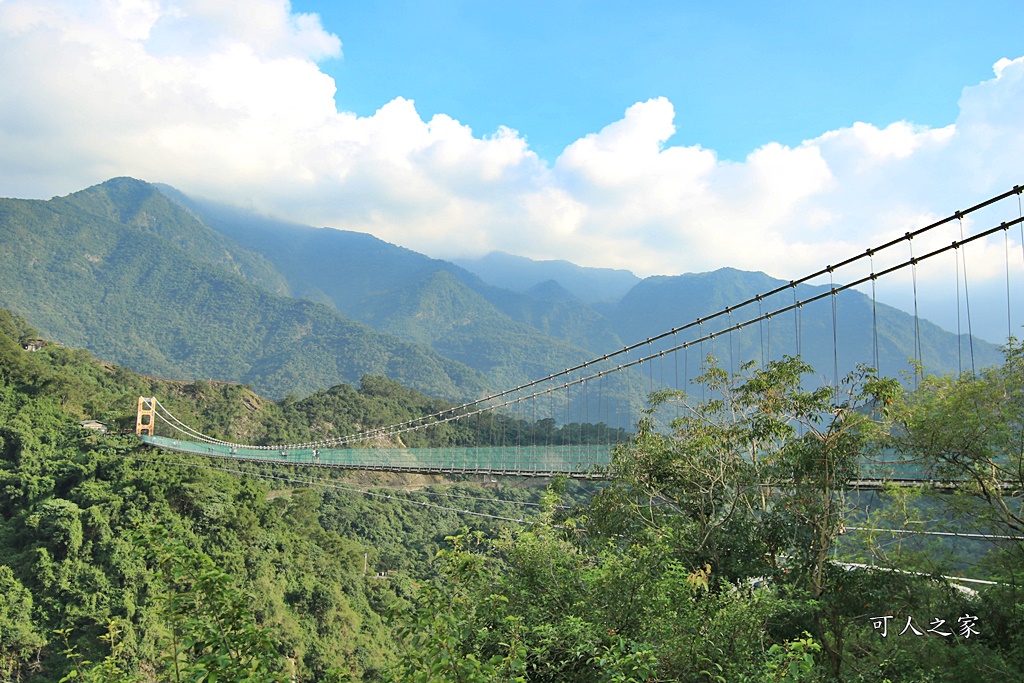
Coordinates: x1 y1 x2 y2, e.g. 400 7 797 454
0 178 999 407
382 348 1024 682
0 179 490 401
2 307 1023 682
0 310 564 681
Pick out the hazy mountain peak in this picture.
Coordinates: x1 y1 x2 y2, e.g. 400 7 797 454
525 279 578 302
453 250 640 304
62 176 168 225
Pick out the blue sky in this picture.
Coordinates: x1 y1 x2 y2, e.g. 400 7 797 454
297 0 1024 161
0 0 1023 340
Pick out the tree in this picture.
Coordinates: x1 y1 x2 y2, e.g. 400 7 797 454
896 337 1024 542
388 531 528 683
607 355 899 676
0 565 46 682
140 525 287 682
64 525 288 683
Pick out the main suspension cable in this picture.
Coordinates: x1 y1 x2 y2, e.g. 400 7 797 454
144 196 1024 452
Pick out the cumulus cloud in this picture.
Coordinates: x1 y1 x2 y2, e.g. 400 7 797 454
0 0 1022 340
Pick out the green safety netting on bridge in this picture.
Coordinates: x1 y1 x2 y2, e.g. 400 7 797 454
852 457 934 482
141 435 938 482
141 435 614 477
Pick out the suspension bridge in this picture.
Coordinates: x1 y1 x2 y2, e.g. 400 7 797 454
136 185 1024 486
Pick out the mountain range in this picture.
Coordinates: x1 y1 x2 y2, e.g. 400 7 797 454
0 177 1001 410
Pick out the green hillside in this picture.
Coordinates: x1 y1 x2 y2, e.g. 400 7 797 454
0 177 1002 415
0 180 488 401
60 178 290 295
157 186 627 362
0 309 562 682
158 184 997 387
477 279 624 354
346 269 602 388
609 268 1002 381
3 307 1022 682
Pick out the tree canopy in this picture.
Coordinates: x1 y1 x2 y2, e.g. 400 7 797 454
2 308 1023 681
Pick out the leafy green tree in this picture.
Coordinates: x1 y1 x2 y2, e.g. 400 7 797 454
388 534 528 683
57 619 142 683
606 355 900 677
895 336 1024 542
142 525 287 682
762 632 821 682
63 525 287 682
388 478 790 682
609 356 897 584
0 565 46 682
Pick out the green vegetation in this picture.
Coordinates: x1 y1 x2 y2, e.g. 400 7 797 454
1 178 999 409
167 188 627 367
0 309 564 681
0 179 489 401
382 347 1024 682
2 306 1023 681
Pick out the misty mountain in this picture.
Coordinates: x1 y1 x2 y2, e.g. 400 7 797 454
152 182 1007 384
609 268 1002 382
159 186 626 370
0 178 488 400
453 251 641 304
0 177 1002 410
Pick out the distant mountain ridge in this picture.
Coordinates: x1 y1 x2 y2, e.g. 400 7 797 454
0 177 1002 406
0 178 488 400
453 251 641 304
607 268 1002 382
159 186 627 379
162 183 1000 383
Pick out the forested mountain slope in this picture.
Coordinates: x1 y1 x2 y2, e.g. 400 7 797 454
3 307 1022 682
0 177 999 405
160 183 998 384
0 180 488 400
609 268 1002 380
0 308 557 682
158 185 626 368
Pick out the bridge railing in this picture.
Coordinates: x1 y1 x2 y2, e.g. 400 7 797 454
141 435 613 477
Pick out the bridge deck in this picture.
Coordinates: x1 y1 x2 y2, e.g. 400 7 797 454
848 477 1018 491
141 436 1000 489
141 435 614 478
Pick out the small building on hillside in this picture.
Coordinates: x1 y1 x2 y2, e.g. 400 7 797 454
22 338 50 352
79 419 107 434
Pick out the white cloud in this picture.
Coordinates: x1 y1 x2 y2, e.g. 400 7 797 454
0 0 1022 342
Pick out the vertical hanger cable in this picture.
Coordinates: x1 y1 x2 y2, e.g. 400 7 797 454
958 216 976 374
